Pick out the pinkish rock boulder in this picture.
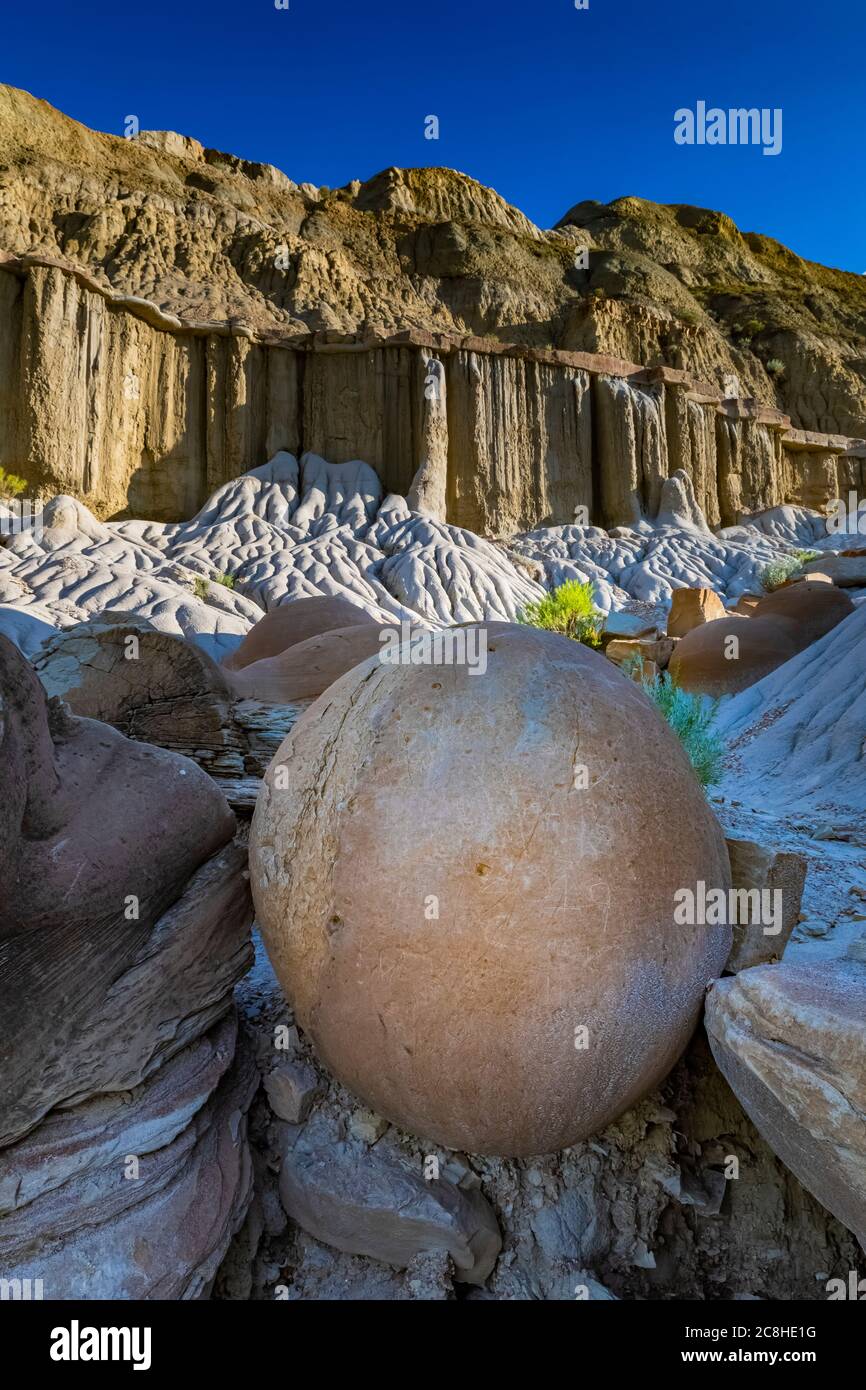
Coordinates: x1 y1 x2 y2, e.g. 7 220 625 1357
223 595 375 671
251 624 731 1156
0 632 257 1297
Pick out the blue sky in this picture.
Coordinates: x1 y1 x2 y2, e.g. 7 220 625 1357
4 0 864 272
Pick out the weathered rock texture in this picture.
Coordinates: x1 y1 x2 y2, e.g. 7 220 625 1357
227 950 863 1301
1 1015 257 1300
724 839 806 973
0 631 257 1297
0 86 864 532
250 624 732 1156
2 253 863 533
706 961 866 1250
717 603 866 820
33 615 308 808
279 1112 501 1284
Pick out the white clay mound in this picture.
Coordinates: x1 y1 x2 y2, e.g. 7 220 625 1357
715 603 866 819
1 454 861 660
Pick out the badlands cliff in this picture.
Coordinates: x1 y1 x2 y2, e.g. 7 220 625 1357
0 85 864 531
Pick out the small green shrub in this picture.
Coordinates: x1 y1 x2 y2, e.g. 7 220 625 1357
766 357 786 376
638 671 725 789
193 572 237 600
0 468 27 500
758 550 820 592
193 571 236 599
518 580 603 648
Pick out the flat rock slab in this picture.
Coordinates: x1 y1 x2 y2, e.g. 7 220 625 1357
724 838 806 972
279 1114 501 1284
706 960 866 1250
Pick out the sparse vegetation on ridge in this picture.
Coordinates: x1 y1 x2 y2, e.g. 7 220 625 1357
758 550 820 592
193 571 236 599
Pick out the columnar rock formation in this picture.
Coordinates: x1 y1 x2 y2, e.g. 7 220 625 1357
3 83 866 439
1 253 863 532
1 84 864 537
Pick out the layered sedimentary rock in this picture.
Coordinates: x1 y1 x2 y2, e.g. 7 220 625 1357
1 1014 257 1300
33 615 308 807
250 624 731 1157
0 632 257 1297
706 960 866 1250
1 254 864 535
3 83 866 438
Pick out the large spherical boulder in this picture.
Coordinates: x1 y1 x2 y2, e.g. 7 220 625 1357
753 582 854 647
228 623 400 704
668 615 801 696
223 595 376 671
250 624 731 1156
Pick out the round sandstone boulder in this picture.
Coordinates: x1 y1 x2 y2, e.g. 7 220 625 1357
668 615 801 697
250 624 731 1156
754 582 854 647
228 622 402 703
223 595 376 671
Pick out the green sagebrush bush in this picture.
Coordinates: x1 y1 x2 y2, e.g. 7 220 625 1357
758 550 820 592
517 579 603 648
633 666 725 790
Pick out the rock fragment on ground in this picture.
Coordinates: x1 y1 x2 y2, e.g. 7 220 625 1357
706 960 866 1250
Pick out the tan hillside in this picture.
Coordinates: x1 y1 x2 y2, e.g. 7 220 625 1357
0 82 864 436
